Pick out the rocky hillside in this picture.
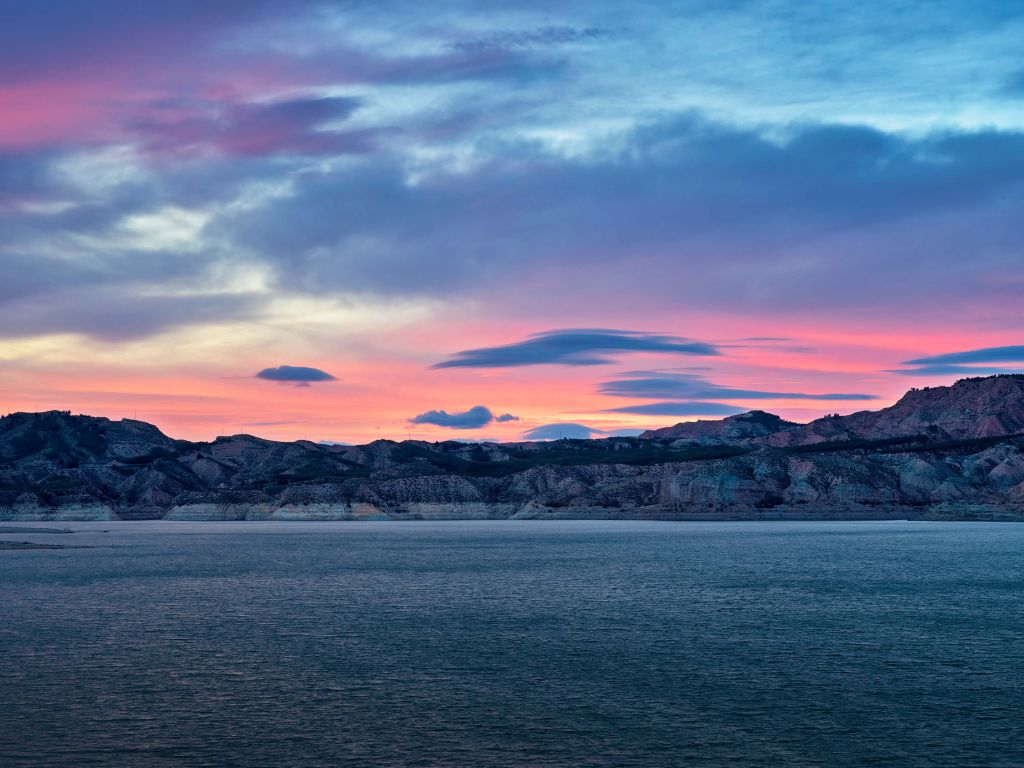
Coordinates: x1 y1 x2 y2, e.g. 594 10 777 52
642 375 1024 448
640 410 798 441
764 375 1024 447
3 375 1024 521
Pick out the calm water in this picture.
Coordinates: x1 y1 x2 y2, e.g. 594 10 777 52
1 520 1023 767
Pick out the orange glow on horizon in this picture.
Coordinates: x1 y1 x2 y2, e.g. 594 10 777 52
2 308 1018 444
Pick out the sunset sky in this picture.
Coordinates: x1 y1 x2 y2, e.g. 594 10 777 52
2 1 1023 443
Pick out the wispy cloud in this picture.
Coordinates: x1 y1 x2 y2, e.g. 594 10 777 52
434 330 719 368
605 401 745 416
448 26 611 54
903 345 1024 366
600 372 876 401
894 345 1024 377
889 364 1024 377
130 96 367 158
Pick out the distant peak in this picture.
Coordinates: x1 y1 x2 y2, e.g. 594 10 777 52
639 409 797 440
729 410 794 424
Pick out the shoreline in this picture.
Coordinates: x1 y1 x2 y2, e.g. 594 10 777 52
3 503 1023 524
0 540 93 550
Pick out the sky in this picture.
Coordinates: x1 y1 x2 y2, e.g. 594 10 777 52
1 0 1023 443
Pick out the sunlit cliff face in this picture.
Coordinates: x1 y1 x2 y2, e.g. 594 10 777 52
2 1 1024 443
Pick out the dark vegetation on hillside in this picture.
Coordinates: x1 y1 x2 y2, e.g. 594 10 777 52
2 411 109 464
785 433 1024 456
391 439 752 478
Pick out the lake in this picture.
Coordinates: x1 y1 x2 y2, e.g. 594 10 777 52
2 520 1022 767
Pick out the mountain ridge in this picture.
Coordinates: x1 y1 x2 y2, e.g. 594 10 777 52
641 375 1024 446
3 375 1024 522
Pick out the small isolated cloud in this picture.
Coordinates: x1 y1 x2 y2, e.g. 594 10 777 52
256 365 338 383
435 329 719 368
600 371 876 401
522 423 605 440
606 402 745 416
410 405 518 430
317 440 352 446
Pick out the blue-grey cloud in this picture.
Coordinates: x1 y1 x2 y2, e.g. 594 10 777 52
256 365 338 383
894 346 1024 377
0 150 64 206
1002 70 1024 97
434 329 719 368
217 114 1024 323
522 423 604 440
600 372 876 401
3 2 1024 347
605 401 745 416
0 1 296 84
6 113 1024 342
0 1 558 92
130 96 368 157
410 405 518 429
903 345 1024 366
0 287 262 341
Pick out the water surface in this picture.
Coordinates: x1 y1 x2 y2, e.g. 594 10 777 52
2 520 1022 767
